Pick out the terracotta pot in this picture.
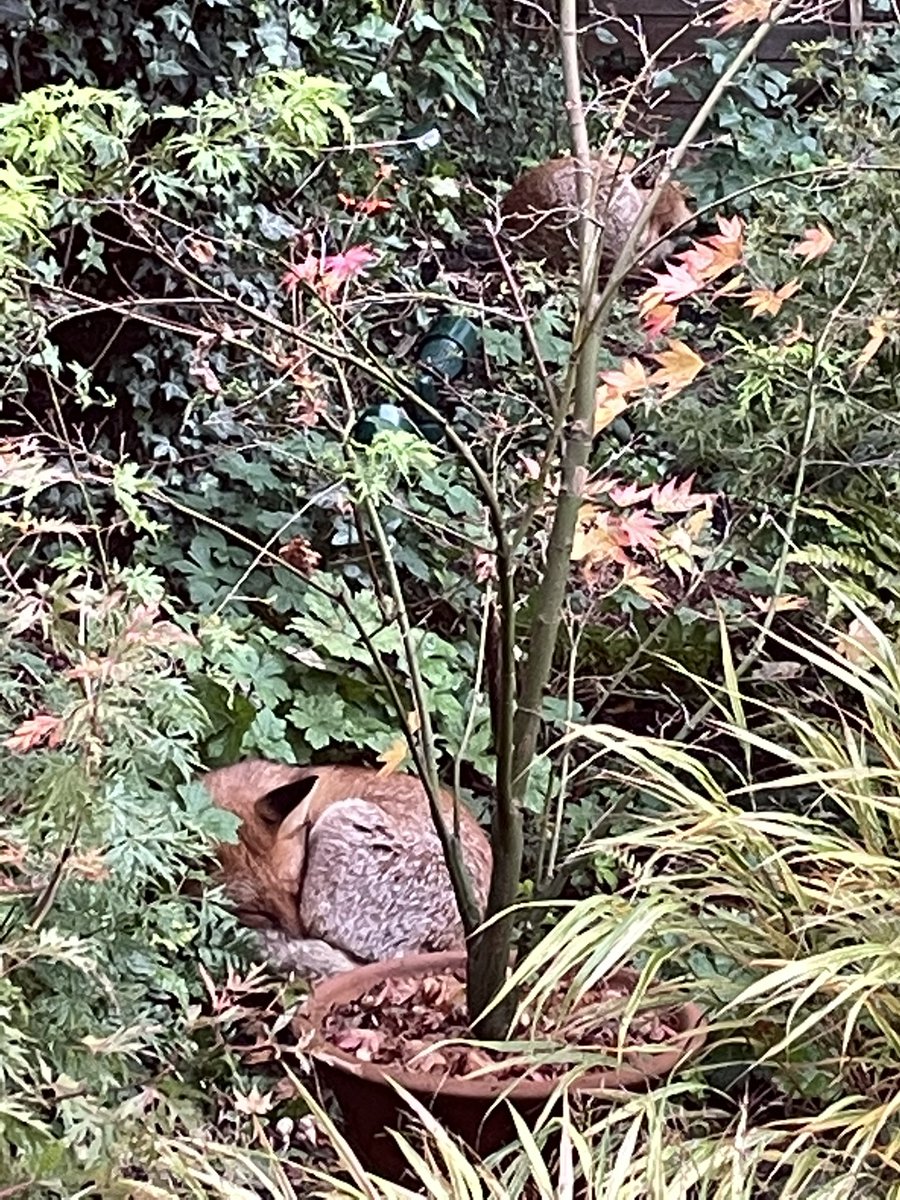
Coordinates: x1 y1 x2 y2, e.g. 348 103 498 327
294 951 706 1181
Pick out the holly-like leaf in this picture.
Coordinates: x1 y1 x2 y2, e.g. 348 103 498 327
792 225 835 263
647 340 704 398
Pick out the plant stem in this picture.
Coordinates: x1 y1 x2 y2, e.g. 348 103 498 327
361 494 482 933
468 0 600 1037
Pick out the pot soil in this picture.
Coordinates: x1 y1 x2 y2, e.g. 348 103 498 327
294 951 706 1181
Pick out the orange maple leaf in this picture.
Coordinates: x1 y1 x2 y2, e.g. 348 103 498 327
743 279 801 319
704 216 745 268
600 358 649 396
280 254 319 294
571 506 630 567
593 387 628 435
852 312 898 381
4 713 63 754
716 0 772 33
358 195 393 215
621 562 667 606
643 302 679 339
647 340 705 398
792 225 835 263
749 594 810 613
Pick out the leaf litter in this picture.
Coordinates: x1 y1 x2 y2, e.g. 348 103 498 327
321 967 682 1083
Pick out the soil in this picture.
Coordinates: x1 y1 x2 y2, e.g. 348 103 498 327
319 966 682 1083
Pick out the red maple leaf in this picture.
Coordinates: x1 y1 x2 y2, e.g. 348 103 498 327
318 244 377 299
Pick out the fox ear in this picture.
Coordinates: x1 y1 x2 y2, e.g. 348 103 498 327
255 775 318 827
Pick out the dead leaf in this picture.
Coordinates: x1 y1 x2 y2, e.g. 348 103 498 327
792 225 835 263
748 660 805 682
852 312 898 381
279 536 321 576
377 711 421 776
189 361 221 394
833 618 879 665
185 238 216 265
473 551 497 582
716 0 772 32
65 851 111 882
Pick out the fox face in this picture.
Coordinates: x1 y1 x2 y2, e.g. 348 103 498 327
203 760 493 977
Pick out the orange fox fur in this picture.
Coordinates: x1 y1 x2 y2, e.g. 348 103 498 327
501 153 693 271
205 760 493 978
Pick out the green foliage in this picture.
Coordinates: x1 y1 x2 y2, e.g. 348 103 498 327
644 26 900 630
5 0 900 1190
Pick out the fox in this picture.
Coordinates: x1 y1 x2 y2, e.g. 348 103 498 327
501 152 693 271
203 760 493 978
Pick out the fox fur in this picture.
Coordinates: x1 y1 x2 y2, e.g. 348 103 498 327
501 153 694 271
204 760 493 978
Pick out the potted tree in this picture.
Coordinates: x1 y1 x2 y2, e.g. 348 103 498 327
285 0 792 1174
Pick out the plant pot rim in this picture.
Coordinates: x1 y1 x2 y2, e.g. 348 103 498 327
294 950 707 1102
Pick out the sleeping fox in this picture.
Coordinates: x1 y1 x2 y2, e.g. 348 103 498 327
204 760 493 978
501 152 694 271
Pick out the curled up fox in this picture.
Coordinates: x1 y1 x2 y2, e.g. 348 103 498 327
203 760 492 978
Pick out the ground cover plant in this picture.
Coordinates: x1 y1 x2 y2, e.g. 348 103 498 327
3 0 900 1193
